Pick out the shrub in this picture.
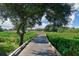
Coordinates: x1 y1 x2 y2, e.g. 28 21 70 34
46 32 79 55
0 31 36 55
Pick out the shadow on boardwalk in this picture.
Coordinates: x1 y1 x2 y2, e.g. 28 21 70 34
32 50 57 56
31 36 48 43
18 32 60 56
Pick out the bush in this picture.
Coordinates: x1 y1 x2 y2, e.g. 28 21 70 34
46 32 79 56
44 24 58 32
0 31 36 55
44 24 69 32
57 27 69 32
0 26 3 32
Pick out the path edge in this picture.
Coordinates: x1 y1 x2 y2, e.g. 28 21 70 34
45 33 61 56
9 35 37 56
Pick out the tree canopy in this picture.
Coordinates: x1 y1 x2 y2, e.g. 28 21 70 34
0 3 74 45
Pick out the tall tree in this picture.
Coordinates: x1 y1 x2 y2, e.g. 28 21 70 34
0 3 73 45
46 3 73 31
0 4 46 46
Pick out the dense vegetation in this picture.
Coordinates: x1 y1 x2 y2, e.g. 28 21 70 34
0 3 73 46
44 24 70 32
46 30 79 56
0 31 36 56
0 3 76 56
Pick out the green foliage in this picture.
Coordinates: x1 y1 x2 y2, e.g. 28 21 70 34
46 32 79 56
24 31 36 42
57 27 69 32
0 4 73 30
0 3 74 45
0 31 36 56
0 26 3 32
64 28 79 33
44 24 53 32
35 28 44 31
46 4 73 27
44 24 69 32
0 31 18 55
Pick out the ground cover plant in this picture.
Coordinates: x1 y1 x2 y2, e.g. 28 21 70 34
46 32 79 56
0 31 36 56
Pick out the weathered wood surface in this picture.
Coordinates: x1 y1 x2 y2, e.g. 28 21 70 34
18 32 61 56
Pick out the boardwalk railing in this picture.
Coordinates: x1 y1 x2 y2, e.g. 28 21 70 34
45 33 61 56
9 37 35 56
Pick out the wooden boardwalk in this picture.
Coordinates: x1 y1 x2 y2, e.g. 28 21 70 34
18 32 60 56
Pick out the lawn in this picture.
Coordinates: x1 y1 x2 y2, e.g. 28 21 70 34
46 32 79 56
0 31 36 56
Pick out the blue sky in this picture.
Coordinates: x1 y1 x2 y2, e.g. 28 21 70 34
71 12 79 27
72 15 79 27
41 4 79 28
68 4 79 28
41 10 79 28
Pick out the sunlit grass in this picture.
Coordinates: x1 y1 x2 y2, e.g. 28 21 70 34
0 31 36 56
46 32 79 56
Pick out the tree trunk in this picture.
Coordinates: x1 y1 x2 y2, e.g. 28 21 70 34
53 19 57 32
19 33 24 46
17 22 26 46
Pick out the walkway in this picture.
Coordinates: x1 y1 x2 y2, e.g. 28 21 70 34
18 32 60 56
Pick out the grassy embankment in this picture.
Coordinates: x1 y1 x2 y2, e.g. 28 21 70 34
0 31 36 56
46 32 79 56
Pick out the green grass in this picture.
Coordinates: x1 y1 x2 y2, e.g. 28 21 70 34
0 31 36 56
46 32 79 56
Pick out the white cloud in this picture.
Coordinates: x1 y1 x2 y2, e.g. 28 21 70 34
74 4 79 10
1 19 14 29
68 4 79 28
1 4 79 29
34 15 48 29
68 13 75 27
75 25 79 28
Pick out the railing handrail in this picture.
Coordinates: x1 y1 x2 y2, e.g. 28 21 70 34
9 36 35 56
45 33 61 56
